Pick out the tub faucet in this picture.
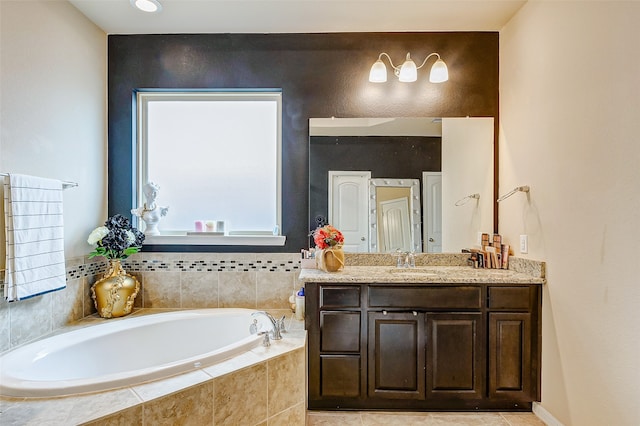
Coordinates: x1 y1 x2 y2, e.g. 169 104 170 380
251 311 285 341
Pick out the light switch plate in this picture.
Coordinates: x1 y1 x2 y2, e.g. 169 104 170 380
519 234 528 254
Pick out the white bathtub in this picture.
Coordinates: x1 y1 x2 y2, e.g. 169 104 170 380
0 308 265 398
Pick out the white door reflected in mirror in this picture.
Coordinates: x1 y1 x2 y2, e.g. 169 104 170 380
328 171 371 252
379 197 412 252
369 178 421 253
423 172 442 253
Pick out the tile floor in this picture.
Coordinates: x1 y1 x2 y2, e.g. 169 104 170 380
306 411 547 425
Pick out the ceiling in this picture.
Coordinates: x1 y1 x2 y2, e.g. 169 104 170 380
68 0 527 34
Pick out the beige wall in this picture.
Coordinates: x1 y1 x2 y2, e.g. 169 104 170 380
442 117 494 252
0 0 107 260
500 2 640 425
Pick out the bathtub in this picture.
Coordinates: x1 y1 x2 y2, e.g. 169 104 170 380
0 308 265 398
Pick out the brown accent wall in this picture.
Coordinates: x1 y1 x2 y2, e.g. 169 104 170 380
108 32 498 251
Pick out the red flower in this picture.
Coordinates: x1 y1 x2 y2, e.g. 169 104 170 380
312 225 344 249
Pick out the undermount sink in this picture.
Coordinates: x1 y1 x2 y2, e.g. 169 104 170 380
388 268 440 276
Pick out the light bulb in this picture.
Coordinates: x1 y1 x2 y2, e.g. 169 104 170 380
369 59 387 83
398 53 417 82
429 59 449 83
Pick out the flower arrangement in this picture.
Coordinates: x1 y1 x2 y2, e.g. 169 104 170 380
87 214 145 260
311 224 344 250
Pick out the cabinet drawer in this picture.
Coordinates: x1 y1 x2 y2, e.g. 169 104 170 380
488 287 530 310
320 311 361 352
369 286 481 310
320 285 360 308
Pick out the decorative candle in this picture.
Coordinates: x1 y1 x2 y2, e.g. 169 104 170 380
195 220 204 232
205 221 215 232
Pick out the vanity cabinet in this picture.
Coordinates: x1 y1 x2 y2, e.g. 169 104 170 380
306 281 541 411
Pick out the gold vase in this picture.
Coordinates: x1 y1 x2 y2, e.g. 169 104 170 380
317 245 345 272
91 260 140 318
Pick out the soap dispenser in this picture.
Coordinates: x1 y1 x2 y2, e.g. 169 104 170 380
295 287 305 321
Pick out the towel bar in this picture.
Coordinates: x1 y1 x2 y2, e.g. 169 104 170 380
0 173 78 189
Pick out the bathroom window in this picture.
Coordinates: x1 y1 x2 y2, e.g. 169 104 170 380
136 91 282 240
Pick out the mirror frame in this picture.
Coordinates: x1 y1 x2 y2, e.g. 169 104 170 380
369 178 422 253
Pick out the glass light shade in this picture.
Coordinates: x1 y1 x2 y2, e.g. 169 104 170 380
429 59 449 83
131 0 162 12
369 60 387 83
398 54 418 82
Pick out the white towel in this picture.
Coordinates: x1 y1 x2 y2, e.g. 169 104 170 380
3 174 66 301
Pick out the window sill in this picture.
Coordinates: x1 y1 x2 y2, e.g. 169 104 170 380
143 233 286 246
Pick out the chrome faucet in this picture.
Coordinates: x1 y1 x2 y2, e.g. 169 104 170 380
395 249 416 268
251 311 285 341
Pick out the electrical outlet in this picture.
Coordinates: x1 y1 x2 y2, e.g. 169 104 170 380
519 235 528 254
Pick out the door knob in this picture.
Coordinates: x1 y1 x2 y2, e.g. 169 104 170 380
361 237 366 241
429 238 435 242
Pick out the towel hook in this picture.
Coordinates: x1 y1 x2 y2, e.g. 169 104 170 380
497 185 530 202
455 193 480 206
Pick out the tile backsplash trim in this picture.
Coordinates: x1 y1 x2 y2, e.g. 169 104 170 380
66 253 301 281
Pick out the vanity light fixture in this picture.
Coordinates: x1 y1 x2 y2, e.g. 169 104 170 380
130 0 162 13
369 52 449 83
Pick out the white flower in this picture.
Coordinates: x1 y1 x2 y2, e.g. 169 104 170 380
87 226 109 245
125 230 136 245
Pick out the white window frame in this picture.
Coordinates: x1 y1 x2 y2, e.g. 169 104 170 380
135 90 285 246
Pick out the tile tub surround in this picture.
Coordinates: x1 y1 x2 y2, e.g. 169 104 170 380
0 253 302 352
0 255 105 352
0 309 307 426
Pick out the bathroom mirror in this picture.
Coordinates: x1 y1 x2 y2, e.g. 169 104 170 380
309 117 494 253
369 178 421 253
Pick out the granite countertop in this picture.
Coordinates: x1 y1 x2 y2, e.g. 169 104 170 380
298 265 545 284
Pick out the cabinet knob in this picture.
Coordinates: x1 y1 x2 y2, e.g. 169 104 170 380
413 311 417 316
383 310 387 315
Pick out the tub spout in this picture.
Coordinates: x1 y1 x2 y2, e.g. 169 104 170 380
251 311 285 340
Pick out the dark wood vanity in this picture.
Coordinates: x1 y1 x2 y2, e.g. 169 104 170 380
301 266 543 411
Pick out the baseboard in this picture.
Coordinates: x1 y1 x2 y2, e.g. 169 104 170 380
533 402 565 426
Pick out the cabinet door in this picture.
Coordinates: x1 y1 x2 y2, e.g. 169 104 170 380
320 355 361 398
368 311 425 400
488 312 532 401
426 313 484 400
